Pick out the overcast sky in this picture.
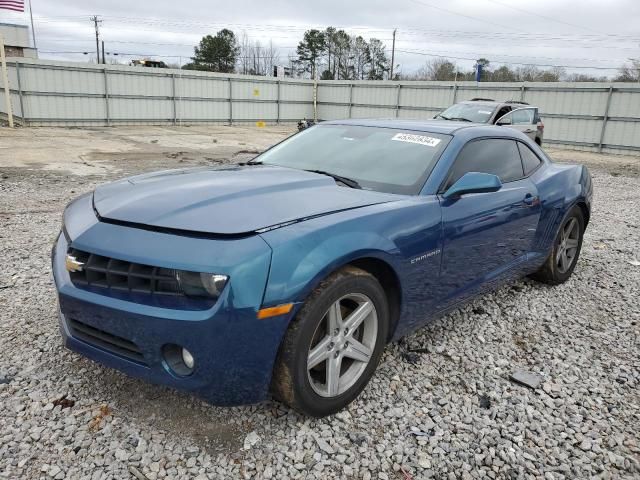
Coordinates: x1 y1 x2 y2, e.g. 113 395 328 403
1 0 639 76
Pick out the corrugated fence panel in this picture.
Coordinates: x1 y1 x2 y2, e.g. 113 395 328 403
232 101 277 121
109 97 173 120
526 88 608 116
401 86 452 111
280 82 313 102
176 76 229 99
351 105 396 118
609 90 640 118
279 102 314 121
108 72 172 97
544 117 602 144
352 85 397 106
317 104 350 120
603 120 640 148
2 60 639 154
176 99 229 121
232 80 277 101
21 65 104 95
317 84 350 104
25 95 105 120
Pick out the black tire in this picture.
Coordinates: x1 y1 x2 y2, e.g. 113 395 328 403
530 205 584 285
271 266 389 417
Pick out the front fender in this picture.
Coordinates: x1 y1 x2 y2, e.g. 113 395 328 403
258 198 443 333
265 230 402 306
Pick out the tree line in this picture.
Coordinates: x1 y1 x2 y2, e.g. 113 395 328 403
182 28 640 83
403 57 639 83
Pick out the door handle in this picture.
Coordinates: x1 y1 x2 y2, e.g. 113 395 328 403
523 194 538 206
523 129 535 133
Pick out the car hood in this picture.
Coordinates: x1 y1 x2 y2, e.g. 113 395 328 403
93 165 400 235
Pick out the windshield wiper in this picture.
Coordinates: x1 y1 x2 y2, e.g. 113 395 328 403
305 169 361 189
443 116 473 122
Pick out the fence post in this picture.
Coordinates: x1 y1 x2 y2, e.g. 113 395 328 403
520 84 526 102
452 84 458 104
15 61 25 124
348 83 353 118
598 85 613 153
103 67 110 126
395 84 401 118
276 80 280 124
171 73 177 125
228 77 233 125
313 79 318 122
0 34 14 128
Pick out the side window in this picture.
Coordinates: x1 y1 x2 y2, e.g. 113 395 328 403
445 139 525 190
512 109 535 125
517 142 542 175
493 106 511 123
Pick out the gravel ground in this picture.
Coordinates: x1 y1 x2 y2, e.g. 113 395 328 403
0 126 639 479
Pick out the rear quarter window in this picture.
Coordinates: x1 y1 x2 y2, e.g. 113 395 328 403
517 142 543 175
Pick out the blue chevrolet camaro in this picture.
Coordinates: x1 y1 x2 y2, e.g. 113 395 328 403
52 120 592 417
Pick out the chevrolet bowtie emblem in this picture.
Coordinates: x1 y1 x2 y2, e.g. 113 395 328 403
65 254 85 273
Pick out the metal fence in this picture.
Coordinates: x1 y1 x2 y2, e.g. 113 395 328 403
2 58 640 155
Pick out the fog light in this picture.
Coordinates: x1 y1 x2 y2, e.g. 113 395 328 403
162 343 195 377
181 348 194 369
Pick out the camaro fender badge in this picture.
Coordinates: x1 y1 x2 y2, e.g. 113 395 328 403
410 248 441 264
65 254 85 273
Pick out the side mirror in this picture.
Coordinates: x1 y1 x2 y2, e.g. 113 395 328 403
443 172 502 199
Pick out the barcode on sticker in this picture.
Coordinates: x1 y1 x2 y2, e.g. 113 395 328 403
391 133 441 147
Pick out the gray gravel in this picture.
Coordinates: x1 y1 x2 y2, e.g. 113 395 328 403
1 128 639 479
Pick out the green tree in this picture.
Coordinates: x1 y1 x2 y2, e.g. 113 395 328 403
187 29 239 73
491 65 517 82
366 38 389 80
296 29 326 79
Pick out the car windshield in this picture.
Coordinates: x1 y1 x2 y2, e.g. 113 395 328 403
255 124 451 195
437 103 496 123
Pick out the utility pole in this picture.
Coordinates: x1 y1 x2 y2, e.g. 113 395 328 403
390 29 397 80
90 16 102 64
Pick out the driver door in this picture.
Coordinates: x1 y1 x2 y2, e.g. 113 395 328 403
496 107 538 141
436 138 541 308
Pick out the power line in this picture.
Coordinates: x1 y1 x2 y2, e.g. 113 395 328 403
404 0 524 33
395 49 623 71
483 0 603 34
33 14 640 41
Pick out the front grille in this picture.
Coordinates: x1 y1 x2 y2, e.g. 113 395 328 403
67 317 147 365
68 248 182 296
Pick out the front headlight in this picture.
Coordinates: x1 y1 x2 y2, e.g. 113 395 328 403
176 271 228 299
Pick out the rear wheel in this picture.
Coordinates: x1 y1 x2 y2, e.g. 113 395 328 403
531 206 584 285
271 266 388 417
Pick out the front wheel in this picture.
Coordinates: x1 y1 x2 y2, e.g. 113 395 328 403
271 266 389 417
531 205 584 285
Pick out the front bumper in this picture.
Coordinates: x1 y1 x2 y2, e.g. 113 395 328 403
52 204 292 405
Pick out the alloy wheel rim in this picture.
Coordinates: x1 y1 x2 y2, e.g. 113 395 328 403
307 293 378 398
556 217 580 274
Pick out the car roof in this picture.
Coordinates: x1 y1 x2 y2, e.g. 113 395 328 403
318 118 537 144
321 118 475 134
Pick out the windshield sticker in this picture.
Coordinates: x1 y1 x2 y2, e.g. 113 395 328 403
391 133 441 147
478 110 493 114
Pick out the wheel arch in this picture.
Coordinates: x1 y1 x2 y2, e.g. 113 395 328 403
288 252 404 343
348 257 402 342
